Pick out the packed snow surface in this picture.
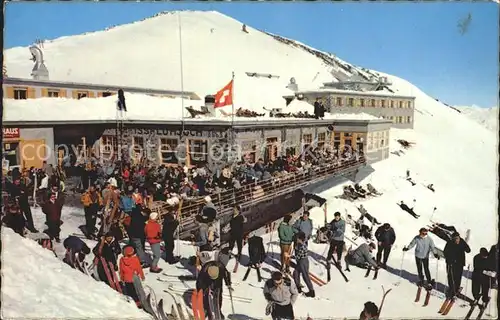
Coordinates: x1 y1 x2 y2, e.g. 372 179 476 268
2 9 498 320
454 105 499 132
1 228 149 319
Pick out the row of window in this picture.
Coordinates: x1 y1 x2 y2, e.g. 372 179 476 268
9 86 113 100
326 96 412 109
367 130 389 151
381 115 412 124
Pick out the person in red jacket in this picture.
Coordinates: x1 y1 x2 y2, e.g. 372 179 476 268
144 212 163 273
119 245 145 308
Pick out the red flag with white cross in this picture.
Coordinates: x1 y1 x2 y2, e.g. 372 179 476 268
214 80 233 108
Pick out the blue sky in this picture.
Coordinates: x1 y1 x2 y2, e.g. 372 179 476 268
5 2 498 107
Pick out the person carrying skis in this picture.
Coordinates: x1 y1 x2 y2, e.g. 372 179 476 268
471 247 492 306
227 205 246 260
359 301 379 320
293 231 315 297
94 232 121 286
443 231 471 299
144 212 163 273
119 245 145 308
375 223 396 268
292 211 313 244
196 260 232 319
403 228 438 286
278 215 295 273
162 208 180 264
80 184 103 239
398 200 419 219
63 235 91 272
263 271 298 320
345 242 379 271
326 212 345 267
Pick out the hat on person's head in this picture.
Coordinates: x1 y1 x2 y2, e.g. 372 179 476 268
207 265 219 280
271 271 283 281
383 223 391 229
150 212 159 220
452 232 460 238
204 196 212 203
419 227 428 233
124 246 135 257
334 212 341 217
369 242 376 249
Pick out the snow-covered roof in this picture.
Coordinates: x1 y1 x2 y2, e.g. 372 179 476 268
284 99 381 120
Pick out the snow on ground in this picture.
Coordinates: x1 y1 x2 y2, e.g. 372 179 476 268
1 226 150 319
454 105 499 132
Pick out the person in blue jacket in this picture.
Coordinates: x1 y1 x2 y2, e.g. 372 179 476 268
326 212 346 267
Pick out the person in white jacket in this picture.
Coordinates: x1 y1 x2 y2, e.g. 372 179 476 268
403 227 440 286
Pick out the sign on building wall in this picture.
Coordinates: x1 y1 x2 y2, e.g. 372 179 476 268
3 128 20 139
102 128 228 139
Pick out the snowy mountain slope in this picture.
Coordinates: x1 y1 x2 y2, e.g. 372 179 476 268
454 105 499 132
1 228 149 319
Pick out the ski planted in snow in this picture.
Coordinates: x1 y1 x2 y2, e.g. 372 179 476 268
330 256 349 282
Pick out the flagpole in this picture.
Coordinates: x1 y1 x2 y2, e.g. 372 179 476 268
178 11 185 137
231 71 235 144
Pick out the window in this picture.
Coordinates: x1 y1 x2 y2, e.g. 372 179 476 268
285 147 297 157
390 116 394 122
407 116 412 123
48 90 59 98
102 92 113 97
399 101 404 108
397 116 403 123
334 132 341 141
343 132 352 138
367 133 373 151
390 100 395 108
360 99 365 107
241 140 257 163
336 97 343 106
302 133 313 151
381 100 386 108
407 101 412 108
132 136 144 160
347 98 354 107
159 138 178 164
14 88 27 100
370 99 376 107
77 91 88 99
317 132 326 148
189 139 208 165
265 137 278 162
101 136 117 159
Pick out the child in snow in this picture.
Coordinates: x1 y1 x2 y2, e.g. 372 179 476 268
144 212 163 273
119 245 145 308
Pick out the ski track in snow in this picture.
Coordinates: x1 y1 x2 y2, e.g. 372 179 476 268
3 10 498 320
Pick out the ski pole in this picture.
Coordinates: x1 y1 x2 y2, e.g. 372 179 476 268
430 207 437 221
228 285 235 314
435 260 439 291
460 264 470 307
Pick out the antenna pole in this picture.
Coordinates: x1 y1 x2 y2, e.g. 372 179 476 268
178 12 186 140
231 71 235 144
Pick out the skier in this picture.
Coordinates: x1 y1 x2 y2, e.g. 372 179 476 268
292 211 313 244
94 232 121 286
354 183 367 196
443 231 471 299
129 207 150 268
403 228 439 286
293 232 315 297
358 205 381 225
245 234 266 282
196 260 232 319
366 183 381 196
398 201 419 219
42 192 63 242
345 242 379 271
278 215 295 273
471 247 491 306
263 271 298 320
63 235 91 272
359 301 379 320
162 209 180 264
428 222 456 242
427 184 435 192
375 223 396 268
80 184 103 239
227 205 247 260
119 245 145 308
326 212 345 267
144 212 163 273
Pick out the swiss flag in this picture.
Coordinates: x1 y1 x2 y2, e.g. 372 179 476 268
214 80 233 108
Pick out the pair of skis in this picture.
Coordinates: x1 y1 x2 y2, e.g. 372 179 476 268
286 260 327 286
437 287 463 316
133 274 168 319
326 256 349 282
191 288 223 320
464 300 490 320
242 265 263 282
414 284 432 307
100 257 122 293
364 266 379 280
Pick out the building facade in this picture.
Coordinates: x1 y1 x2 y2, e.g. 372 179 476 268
2 118 391 171
2 77 200 100
284 89 416 129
